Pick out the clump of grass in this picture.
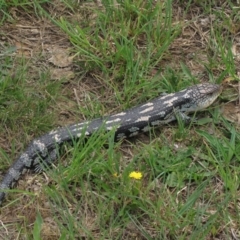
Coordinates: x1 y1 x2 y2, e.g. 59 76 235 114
55 0 181 106
0 48 62 170
0 0 52 23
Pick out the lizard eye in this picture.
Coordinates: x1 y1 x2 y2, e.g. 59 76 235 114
207 92 213 96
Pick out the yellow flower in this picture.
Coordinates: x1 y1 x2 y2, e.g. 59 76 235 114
129 171 142 180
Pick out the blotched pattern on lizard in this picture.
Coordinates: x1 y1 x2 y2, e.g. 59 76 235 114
0 83 222 205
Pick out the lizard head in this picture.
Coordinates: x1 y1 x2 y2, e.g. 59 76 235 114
187 83 222 112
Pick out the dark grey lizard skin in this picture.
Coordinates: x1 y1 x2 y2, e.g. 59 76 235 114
0 83 222 205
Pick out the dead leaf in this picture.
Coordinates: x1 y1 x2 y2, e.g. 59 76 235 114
221 102 240 126
15 41 32 57
50 68 75 80
48 47 74 67
231 43 240 61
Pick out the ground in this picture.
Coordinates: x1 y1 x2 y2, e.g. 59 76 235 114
0 0 240 239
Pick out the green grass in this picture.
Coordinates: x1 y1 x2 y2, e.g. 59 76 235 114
0 0 240 239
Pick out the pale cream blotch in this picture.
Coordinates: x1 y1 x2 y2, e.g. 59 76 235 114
129 131 139 137
142 125 150 132
112 112 126 117
134 116 150 122
106 118 121 124
9 168 21 180
21 153 31 167
53 134 61 143
159 92 175 100
33 140 47 156
140 102 153 108
139 106 154 114
151 120 161 126
116 132 126 140
128 126 140 132
163 97 179 107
